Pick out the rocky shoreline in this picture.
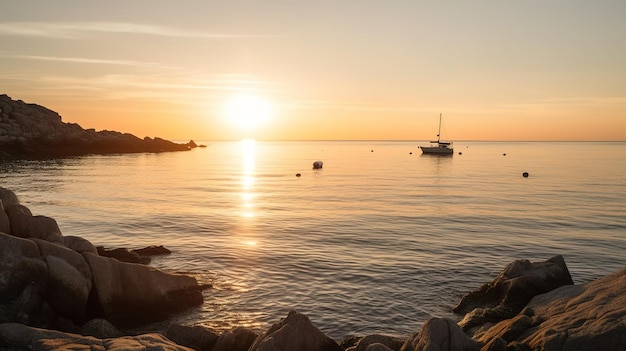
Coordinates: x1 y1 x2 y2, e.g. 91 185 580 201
0 94 197 159
1 192 625 350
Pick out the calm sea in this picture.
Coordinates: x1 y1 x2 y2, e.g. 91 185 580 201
1 141 625 340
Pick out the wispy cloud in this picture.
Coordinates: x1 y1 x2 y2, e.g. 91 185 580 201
0 54 169 68
0 22 276 39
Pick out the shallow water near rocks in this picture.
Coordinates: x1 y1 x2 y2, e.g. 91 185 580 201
1 141 625 340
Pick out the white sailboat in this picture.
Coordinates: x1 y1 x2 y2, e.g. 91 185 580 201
420 113 453 155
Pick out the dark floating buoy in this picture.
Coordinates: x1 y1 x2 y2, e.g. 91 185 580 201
523 172 529 178
409 152 413 155
371 149 374 152
458 152 462 155
503 153 507 156
312 161 323 169
296 173 301 177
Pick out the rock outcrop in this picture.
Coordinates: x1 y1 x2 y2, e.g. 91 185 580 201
0 323 194 351
0 94 192 159
454 255 573 334
0 186 204 331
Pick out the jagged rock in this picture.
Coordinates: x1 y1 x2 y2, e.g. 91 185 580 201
83 253 203 328
0 322 194 350
400 317 478 351
0 94 191 159
166 324 219 351
455 256 573 332
213 327 258 351
248 310 343 351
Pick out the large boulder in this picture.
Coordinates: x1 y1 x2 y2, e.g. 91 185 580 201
248 310 343 351
400 317 478 351
5 204 64 243
32 239 93 324
83 253 203 327
454 256 573 332
0 233 51 326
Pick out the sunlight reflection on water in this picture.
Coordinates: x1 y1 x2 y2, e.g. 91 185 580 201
1 141 625 340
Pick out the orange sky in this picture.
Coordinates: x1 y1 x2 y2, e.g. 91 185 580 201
1 1 625 141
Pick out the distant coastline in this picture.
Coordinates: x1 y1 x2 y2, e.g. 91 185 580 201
0 94 197 159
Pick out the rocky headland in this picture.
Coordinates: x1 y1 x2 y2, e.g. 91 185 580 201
1 187 625 351
0 94 196 159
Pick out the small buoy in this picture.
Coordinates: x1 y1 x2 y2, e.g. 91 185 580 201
296 173 301 177
312 161 323 169
458 152 462 155
522 172 529 178
371 149 374 152
503 153 507 156
409 152 412 155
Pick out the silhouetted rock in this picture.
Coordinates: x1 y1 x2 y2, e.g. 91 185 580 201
166 324 219 351
0 94 191 159
248 310 342 351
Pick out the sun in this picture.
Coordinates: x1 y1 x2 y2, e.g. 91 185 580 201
223 94 273 131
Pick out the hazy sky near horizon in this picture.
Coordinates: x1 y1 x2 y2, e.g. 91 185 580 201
1 1 625 141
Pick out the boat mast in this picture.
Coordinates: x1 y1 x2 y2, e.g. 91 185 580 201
436 113 442 143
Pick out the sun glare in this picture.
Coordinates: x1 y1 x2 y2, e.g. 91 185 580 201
223 94 273 131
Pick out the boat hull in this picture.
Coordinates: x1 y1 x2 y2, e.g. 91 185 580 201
420 146 454 155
